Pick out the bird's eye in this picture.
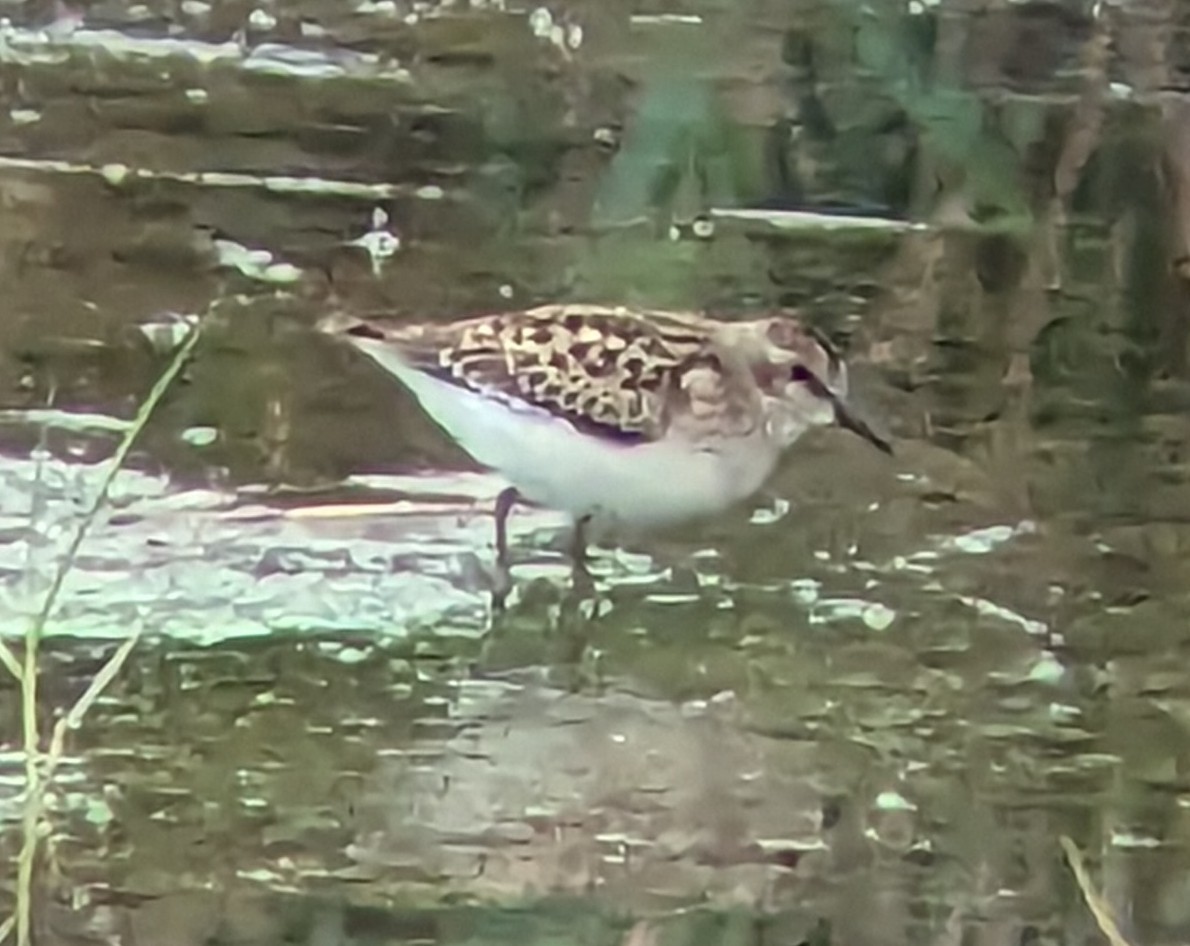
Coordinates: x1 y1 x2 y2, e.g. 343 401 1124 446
345 322 387 341
790 365 813 383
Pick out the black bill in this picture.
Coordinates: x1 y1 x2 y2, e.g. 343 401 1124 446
833 396 894 455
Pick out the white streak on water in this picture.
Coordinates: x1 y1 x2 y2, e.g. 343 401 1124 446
0 155 416 200
0 21 412 84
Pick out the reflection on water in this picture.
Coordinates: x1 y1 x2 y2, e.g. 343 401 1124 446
3 0 1190 943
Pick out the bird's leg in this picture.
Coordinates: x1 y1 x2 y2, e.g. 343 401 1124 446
492 487 519 610
556 516 598 670
569 515 596 601
494 487 519 564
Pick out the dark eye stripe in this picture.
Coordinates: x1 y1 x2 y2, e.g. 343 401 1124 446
345 322 387 341
792 363 832 399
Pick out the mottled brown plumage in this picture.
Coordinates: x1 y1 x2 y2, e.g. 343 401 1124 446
341 303 845 445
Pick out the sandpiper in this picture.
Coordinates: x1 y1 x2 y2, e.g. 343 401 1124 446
319 303 891 597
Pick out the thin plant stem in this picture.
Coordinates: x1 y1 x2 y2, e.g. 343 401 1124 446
13 786 39 946
26 322 203 648
1059 836 1134 946
46 632 141 773
12 320 202 946
11 633 141 946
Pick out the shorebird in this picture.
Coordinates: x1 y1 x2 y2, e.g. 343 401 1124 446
319 303 891 600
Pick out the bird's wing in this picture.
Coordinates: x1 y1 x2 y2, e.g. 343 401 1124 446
339 304 763 444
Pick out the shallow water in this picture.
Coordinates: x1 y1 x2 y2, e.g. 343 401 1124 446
3 0 1190 943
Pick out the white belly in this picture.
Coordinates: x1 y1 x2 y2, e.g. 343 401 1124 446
350 338 779 527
